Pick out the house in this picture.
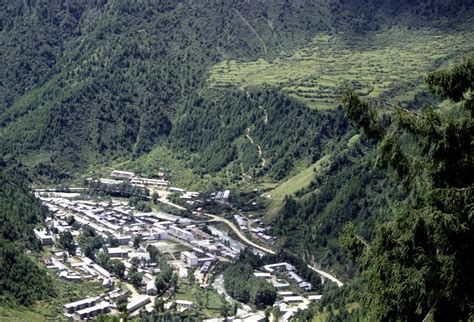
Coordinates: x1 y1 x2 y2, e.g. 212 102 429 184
64 296 100 314
281 311 295 322
146 280 157 295
237 312 266 322
222 190 230 199
131 177 169 187
288 271 303 283
176 300 193 311
76 301 112 320
102 278 114 287
299 281 312 290
34 229 54 245
117 235 132 245
200 261 212 273
107 247 129 259
263 262 295 273
272 279 290 289
307 295 323 302
277 291 294 296
181 251 198 266
127 295 151 314
282 296 304 303
169 225 194 241
169 187 186 193
150 227 168 240
92 263 112 279
253 272 272 281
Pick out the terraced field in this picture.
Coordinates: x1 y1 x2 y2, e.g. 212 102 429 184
207 26 474 109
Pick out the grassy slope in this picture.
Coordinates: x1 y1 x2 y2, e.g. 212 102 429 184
264 154 332 220
207 25 474 110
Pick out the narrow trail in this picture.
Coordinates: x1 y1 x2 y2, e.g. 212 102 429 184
234 9 268 55
245 127 266 168
259 105 268 125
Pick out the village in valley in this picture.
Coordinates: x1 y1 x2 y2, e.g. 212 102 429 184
33 170 334 321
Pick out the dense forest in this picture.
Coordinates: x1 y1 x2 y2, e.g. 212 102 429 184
2 0 473 182
339 54 474 321
0 161 54 306
271 137 405 276
171 88 348 178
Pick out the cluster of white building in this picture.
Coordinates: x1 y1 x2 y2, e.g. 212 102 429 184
252 262 323 321
63 289 130 320
261 262 313 291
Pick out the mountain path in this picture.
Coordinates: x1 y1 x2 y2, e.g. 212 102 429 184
234 9 268 55
245 127 266 168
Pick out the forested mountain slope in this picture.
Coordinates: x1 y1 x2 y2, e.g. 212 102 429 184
1 0 473 182
0 161 54 306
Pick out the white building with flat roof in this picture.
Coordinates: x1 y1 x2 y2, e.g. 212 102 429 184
263 262 295 273
150 227 168 240
34 229 54 245
117 235 132 245
107 247 129 259
181 251 198 266
76 301 112 320
64 296 100 314
176 300 193 311
253 272 272 281
169 225 194 241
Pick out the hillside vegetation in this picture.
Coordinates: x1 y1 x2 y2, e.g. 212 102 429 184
1 1 473 319
208 26 474 109
1 0 473 183
0 162 54 306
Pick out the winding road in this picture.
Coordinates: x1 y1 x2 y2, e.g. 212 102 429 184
199 212 344 287
200 212 274 255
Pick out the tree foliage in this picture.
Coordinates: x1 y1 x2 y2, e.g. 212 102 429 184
0 161 54 306
223 262 277 309
342 55 474 321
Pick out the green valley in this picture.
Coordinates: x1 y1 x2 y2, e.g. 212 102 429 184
1 0 473 321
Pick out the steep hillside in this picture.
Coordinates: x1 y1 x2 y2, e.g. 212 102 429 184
1 0 473 183
270 136 405 277
0 161 54 306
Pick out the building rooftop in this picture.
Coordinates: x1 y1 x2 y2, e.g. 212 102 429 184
64 296 99 309
76 301 111 315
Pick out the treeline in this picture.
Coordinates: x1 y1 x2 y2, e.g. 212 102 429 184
3 0 466 182
0 160 54 306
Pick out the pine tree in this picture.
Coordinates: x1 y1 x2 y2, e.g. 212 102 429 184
341 55 474 321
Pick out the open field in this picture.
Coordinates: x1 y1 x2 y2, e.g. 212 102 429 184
208 27 474 109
